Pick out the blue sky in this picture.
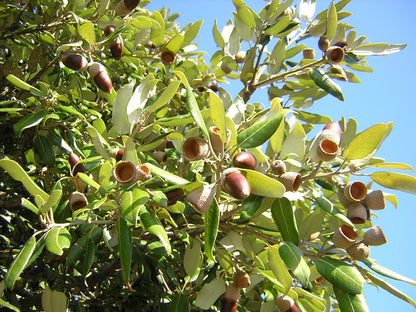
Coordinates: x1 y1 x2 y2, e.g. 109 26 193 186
147 1 416 310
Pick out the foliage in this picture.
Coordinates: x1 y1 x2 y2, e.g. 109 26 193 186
0 0 414 311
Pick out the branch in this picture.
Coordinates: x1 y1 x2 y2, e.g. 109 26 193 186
219 223 281 245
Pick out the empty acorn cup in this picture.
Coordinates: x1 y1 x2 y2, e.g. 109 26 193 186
186 184 215 214
346 242 370 260
347 203 368 224
209 126 231 153
160 50 176 65
136 165 152 182
344 181 367 202
316 138 339 162
278 172 301 192
113 161 138 184
362 225 387 246
364 189 386 210
69 191 88 211
182 137 210 161
333 225 357 249
325 46 345 64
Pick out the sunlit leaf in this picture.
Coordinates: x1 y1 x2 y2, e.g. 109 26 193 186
264 15 291 35
42 285 68 312
309 69 344 101
195 278 226 310
147 80 181 114
86 126 111 160
314 194 354 227
279 242 310 285
269 245 292 293
6 74 44 96
212 19 225 48
120 189 150 226
117 217 132 283
326 1 338 40
370 171 416 195
78 21 95 44
334 287 369 312
352 43 407 56
40 189 62 214
239 168 285 198
368 162 414 171
139 206 171 255
0 298 20 312
271 197 300 245
13 110 45 137
113 81 134 135
45 227 71 256
360 258 416 286
145 162 188 185
204 198 220 261
183 20 203 46
209 90 227 143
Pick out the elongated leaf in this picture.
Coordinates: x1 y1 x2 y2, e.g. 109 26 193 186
80 235 96 276
5 236 36 289
326 1 338 40
279 242 310 285
139 206 171 255
183 20 203 46
45 227 71 256
353 43 407 56
169 293 190 312
21 197 39 214
360 258 416 286
314 194 354 227
316 256 364 294
164 34 184 54
120 189 149 226
368 162 414 171
334 287 369 312
370 171 416 195
34 135 54 165
40 189 62 214
112 82 134 135
344 123 390 160
239 194 265 223
269 245 292 293
13 110 45 137
204 198 220 261
212 19 225 48
0 298 20 312
86 126 110 160
239 168 285 198
209 91 227 143
271 197 300 245
184 238 201 277
145 162 188 185
147 80 181 113
77 172 101 191
195 278 226 309
6 74 44 96
237 109 288 148
240 46 256 83
0 159 49 201
117 217 132 282
309 69 344 101
264 15 291 35
295 287 327 311
174 71 209 137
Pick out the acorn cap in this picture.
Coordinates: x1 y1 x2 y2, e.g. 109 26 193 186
161 50 176 65
62 53 88 71
344 181 367 202
303 48 315 59
186 184 215 214
278 172 301 192
319 128 341 145
221 284 240 312
346 242 370 260
183 137 209 161
209 126 230 152
233 271 251 288
136 165 152 182
316 138 339 162
362 225 387 246
151 151 167 164
69 153 86 176
318 37 330 52
338 187 352 208
165 188 184 206
235 51 246 63
276 295 299 312
88 62 106 79
113 161 138 184
364 189 385 210
347 202 368 224
233 152 257 170
326 46 345 64
271 160 286 176
222 169 251 200
332 225 357 249
69 191 88 211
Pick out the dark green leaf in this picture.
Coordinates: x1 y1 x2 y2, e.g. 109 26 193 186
334 287 369 312
360 258 416 286
139 206 171 255
309 69 344 101
314 194 354 227
279 242 310 285
264 15 291 35
169 293 190 312
13 110 45 137
204 198 220 261
117 217 132 282
271 197 300 245
239 195 265 223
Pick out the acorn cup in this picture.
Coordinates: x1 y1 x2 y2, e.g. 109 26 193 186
346 242 370 260
233 272 251 288
303 48 315 59
88 62 112 93
109 148 124 162
344 181 367 203
113 161 138 185
136 165 152 182
271 160 286 176
69 192 88 211
160 50 176 65
220 284 240 312
165 188 184 206
316 138 339 162
318 37 330 52
362 225 387 246
209 126 231 153
325 46 345 64
233 152 257 170
364 189 386 210
278 172 301 192
222 168 251 200
234 50 246 63
61 53 88 71
151 151 167 164
115 0 140 17
276 294 300 312
329 65 347 81
334 39 347 48
186 184 215 214
332 225 357 249
347 203 368 224
182 137 210 161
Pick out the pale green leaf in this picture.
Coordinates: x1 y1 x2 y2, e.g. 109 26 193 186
279 242 310 285
326 1 338 40
183 20 204 46
147 80 181 114
78 21 95 45
209 91 227 143
184 238 201 277
86 126 110 160
360 258 416 286
120 189 150 226
368 162 414 171
112 82 134 135
40 189 62 214
264 15 291 35
145 162 188 185
0 298 20 312
6 74 44 96
370 171 416 195
77 172 101 191
204 198 220 261
45 227 71 256
139 206 171 255
195 278 226 310
269 245 293 293
164 34 184 54
239 168 285 198
212 19 225 48
353 43 407 56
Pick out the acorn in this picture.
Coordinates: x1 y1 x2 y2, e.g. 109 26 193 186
278 172 301 192
234 51 246 63
323 121 342 138
113 161 138 184
276 295 299 312
208 82 219 92
151 151 167 164
346 242 370 260
222 168 251 200
104 25 123 60
334 39 347 48
233 152 257 170
233 272 251 288
318 37 330 52
186 184 215 213
332 225 357 249
362 225 387 246
221 62 232 74
165 188 184 206
220 284 240 312
316 138 339 162
344 181 367 203
271 160 286 176
88 62 112 93
364 190 385 210
325 46 345 64
115 0 140 17
69 153 85 176
61 53 88 71
160 50 176 65
329 65 347 81
69 192 88 211
109 148 124 162
347 203 368 224
303 48 315 59
182 137 210 161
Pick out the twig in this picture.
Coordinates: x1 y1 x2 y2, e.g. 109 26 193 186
219 223 280 245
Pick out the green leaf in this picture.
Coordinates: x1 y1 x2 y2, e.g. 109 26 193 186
237 109 288 148
209 91 227 143
45 227 71 256
183 238 201 277
264 15 291 35
239 168 285 198
147 80 181 114
13 110 45 137
279 242 310 285
117 217 132 283
195 278 226 310
145 162 188 185
42 285 68 312
120 189 150 226
39 189 62 214
169 293 190 312
6 74 44 96
212 19 225 48
86 126 110 160
112 81 134 135
370 171 416 195
0 159 49 202
334 287 369 312
183 20 203 46
368 162 414 171
34 134 54 165
21 197 39 214
77 172 101 192
281 121 305 162
204 198 220 261
173 71 209 137
240 46 256 83
316 256 364 294
237 6 256 29
352 43 407 56
269 245 293 293
309 69 344 101
360 258 416 286
344 123 390 160
164 34 184 54
326 1 338 40
80 234 96 276
78 21 95 45
314 194 354 227
139 206 171 255
295 110 331 124
5 236 36 289
271 197 300 245
0 298 20 312
239 194 265 223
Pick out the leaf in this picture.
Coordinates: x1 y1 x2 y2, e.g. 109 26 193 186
173 70 209 137
212 19 225 48
120 189 150 226
370 172 416 195
309 69 344 101
360 258 416 286
184 238 201 277
80 234 96 276
147 80 181 114
352 43 407 56
139 206 171 255
239 194 265 223
316 256 364 294
195 278 226 310
204 198 220 261
77 172 101 192
368 162 414 171
344 123 390 160
237 6 256 29
281 121 306 162
0 298 20 312
78 21 95 45
6 74 44 96
334 287 369 312
112 81 134 135
295 110 331 124
239 168 286 198
271 197 300 245
21 197 39 214
279 242 310 285
5 236 36 289
0 159 49 202
164 34 184 54
169 293 190 312
314 195 354 227
265 15 291 35
117 217 132 283
13 110 45 137
86 126 110 160
326 1 338 40
183 20 203 46
240 46 256 83
127 75 157 125
40 189 62 214
237 109 288 148
145 162 188 185
45 227 71 256
269 245 293 293
34 135 54 165
209 91 227 143
42 285 68 312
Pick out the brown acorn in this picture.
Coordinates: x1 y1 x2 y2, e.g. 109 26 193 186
160 50 176 65
165 188 184 206
88 62 112 93
334 39 347 48
271 160 286 176
233 152 257 170
233 272 251 288
222 168 251 200
104 25 116 36
182 137 209 161
276 295 300 312
326 46 345 64
209 126 231 153
332 225 357 249
346 242 370 260
109 148 124 162
221 62 232 74
318 37 330 52
69 192 88 211
208 82 219 92
69 153 86 176
278 172 301 192
115 0 140 17
323 121 342 137
61 53 88 72
108 34 123 60
329 65 347 81
234 51 246 63
113 161 138 185
220 284 240 312
303 48 315 59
